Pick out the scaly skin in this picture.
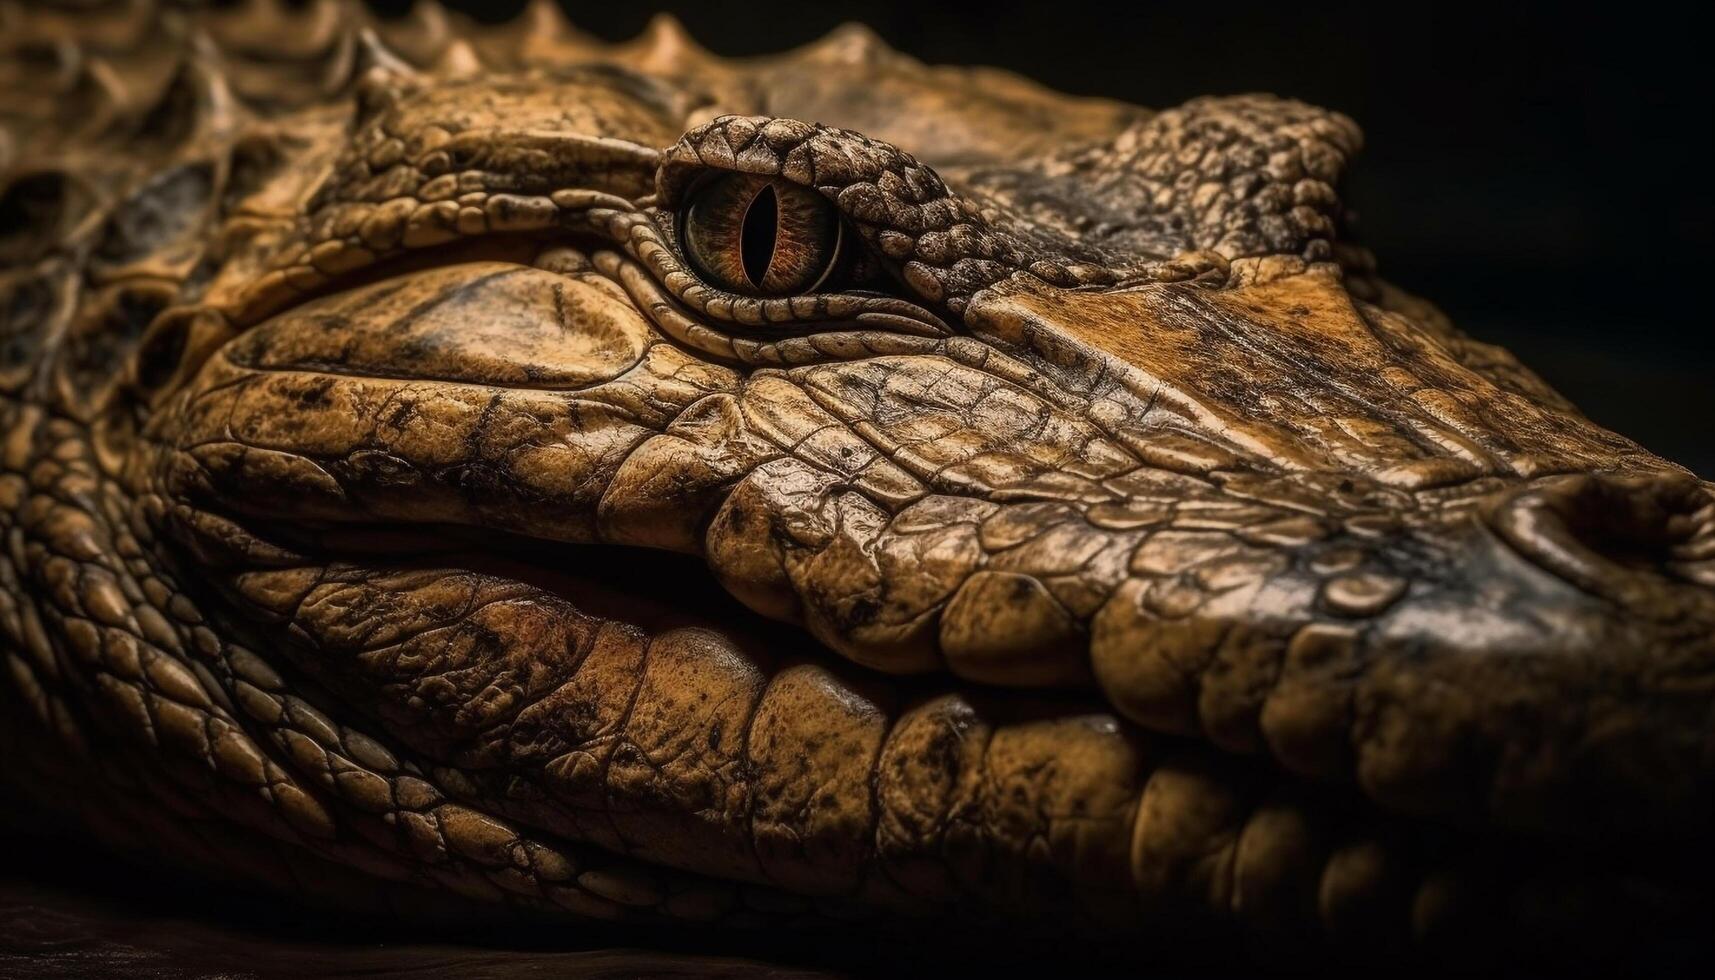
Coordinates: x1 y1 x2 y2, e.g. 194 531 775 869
3 1 1713 969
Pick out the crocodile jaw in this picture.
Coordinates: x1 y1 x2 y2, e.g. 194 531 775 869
163 241 1715 849
145 246 1715 963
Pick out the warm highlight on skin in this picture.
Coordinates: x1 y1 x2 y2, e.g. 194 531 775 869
2 1 1713 972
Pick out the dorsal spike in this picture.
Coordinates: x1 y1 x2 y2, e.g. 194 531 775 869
348 30 422 127
42 37 85 93
800 22 901 67
378 0 451 68
520 0 573 39
311 19 361 98
346 28 417 87
70 55 128 136
507 0 605 66
185 28 224 66
430 37 483 79
310 17 359 98
21 0 158 55
351 70 402 129
316 0 365 51
207 0 346 61
625 12 716 75
202 0 276 51
133 51 238 150
217 0 270 25
79 0 158 52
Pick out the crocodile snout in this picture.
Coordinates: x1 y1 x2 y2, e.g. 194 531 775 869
1485 471 1715 606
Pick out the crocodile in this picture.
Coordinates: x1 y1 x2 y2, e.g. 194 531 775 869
2 1 1713 972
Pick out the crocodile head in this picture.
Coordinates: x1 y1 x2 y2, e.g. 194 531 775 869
4 4 1713 967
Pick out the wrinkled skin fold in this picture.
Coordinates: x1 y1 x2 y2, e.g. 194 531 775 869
2 1 1713 971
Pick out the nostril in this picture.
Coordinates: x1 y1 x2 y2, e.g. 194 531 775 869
1671 488 1715 588
1558 475 1691 569
1484 473 1715 598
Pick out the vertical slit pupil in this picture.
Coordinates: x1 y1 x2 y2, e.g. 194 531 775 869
739 183 778 289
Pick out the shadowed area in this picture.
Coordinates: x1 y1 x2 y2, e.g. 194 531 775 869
0 806 846 980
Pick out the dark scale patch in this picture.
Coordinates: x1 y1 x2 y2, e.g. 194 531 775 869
289 376 338 410
307 309 355 336
384 400 418 430
389 334 437 366
132 61 211 150
0 268 64 390
59 284 174 406
220 136 288 217
451 459 512 503
303 168 341 215
93 163 214 270
837 596 881 630
179 252 223 304
0 172 92 266
549 281 569 335
486 195 524 226
1 277 52 345
568 63 687 119
132 313 190 394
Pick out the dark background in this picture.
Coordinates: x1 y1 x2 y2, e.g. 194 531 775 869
402 0 1714 477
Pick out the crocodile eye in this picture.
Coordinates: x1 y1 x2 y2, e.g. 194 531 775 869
681 173 842 295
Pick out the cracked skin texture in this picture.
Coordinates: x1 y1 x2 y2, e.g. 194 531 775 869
3 0 1714 969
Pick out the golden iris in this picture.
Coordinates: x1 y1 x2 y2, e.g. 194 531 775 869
681 173 842 296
